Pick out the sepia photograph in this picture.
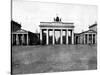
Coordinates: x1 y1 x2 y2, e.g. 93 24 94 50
11 0 97 74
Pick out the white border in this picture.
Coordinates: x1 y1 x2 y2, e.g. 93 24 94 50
0 0 100 75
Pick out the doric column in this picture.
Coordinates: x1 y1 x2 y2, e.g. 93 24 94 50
86 34 87 44
80 36 81 44
95 34 97 44
92 34 93 44
53 29 55 45
78 36 80 44
12 34 13 45
16 34 19 45
84 34 85 44
22 34 24 45
87 34 89 44
60 29 63 44
87 34 88 44
66 29 68 44
27 33 28 45
72 29 74 44
40 29 42 44
46 29 49 45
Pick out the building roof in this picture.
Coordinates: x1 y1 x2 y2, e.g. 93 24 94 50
11 20 21 27
89 23 97 28
12 29 39 35
79 30 97 35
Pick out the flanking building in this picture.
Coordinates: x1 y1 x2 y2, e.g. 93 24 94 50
74 23 97 44
39 16 75 45
89 23 97 32
11 20 40 46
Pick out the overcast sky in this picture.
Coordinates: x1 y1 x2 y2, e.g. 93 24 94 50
12 0 97 33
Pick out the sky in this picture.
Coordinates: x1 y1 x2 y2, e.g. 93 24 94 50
12 0 97 33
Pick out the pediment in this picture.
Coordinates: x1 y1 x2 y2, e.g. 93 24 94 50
12 29 28 34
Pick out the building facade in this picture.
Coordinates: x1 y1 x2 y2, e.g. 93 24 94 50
12 29 29 45
74 23 97 45
11 20 40 46
74 33 80 44
79 30 97 44
39 16 74 45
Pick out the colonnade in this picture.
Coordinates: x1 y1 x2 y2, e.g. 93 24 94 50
40 29 74 45
81 33 96 44
12 33 29 45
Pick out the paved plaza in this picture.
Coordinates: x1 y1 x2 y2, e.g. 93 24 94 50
12 45 97 74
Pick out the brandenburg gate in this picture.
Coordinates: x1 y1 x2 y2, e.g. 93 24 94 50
39 16 74 45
